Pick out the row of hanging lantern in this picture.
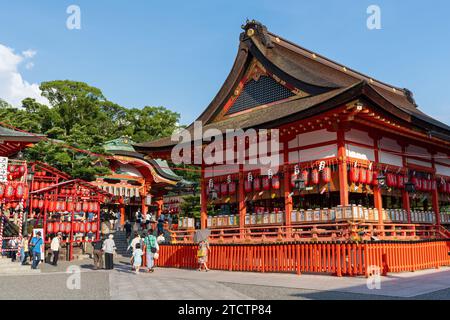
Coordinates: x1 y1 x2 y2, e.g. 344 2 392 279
31 198 99 212
7 164 27 180
46 221 98 234
291 161 335 191
0 182 29 201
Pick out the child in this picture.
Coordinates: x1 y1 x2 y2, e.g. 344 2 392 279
132 243 143 274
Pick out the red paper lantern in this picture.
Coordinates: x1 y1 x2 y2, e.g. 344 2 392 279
32 198 39 208
91 222 98 233
244 180 252 193
321 167 331 184
253 177 261 191
47 223 53 234
291 173 298 188
386 173 396 187
53 222 60 233
311 169 319 185
431 180 437 191
272 176 280 190
5 184 15 199
85 222 92 233
366 170 373 185
301 170 309 186
67 202 74 212
32 181 39 190
79 222 86 233
359 168 367 184
19 165 26 176
82 201 89 212
75 202 82 212
228 182 236 195
59 222 66 234
220 183 228 196
73 222 80 233
262 176 270 190
48 200 55 212
0 184 5 199
349 168 360 183
411 177 420 191
64 222 71 234
14 183 24 199
38 199 44 209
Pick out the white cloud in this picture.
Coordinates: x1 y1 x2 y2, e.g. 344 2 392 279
22 49 37 58
0 44 48 107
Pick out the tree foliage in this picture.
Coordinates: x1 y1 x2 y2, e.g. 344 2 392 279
0 80 181 181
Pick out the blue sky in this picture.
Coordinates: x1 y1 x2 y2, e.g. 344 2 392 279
1 0 449 125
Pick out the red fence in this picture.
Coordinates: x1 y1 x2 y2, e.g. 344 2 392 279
155 240 450 277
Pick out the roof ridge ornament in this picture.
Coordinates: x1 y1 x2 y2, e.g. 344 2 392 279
403 88 418 108
241 19 274 48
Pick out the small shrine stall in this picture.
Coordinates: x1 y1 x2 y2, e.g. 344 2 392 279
29 179 111 261
93 137 191 225
0 125 44 256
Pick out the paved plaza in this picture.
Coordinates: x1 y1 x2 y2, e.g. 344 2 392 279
1 255 450 300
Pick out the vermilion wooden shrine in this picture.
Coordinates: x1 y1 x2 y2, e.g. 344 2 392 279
30 179 111 260
136 21 450 243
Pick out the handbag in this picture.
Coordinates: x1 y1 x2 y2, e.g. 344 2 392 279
150 247 157 253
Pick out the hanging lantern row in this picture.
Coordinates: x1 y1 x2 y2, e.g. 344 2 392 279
31 198 99 212
7 164 27 180
291 167 333 189
46 221 98 234
438 179 450 194
349 167 379 186
0 182 29 200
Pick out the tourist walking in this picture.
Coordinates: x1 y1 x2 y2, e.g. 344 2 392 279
116 210 122 231
50 232 62 266
20 234 31 265
91 237 104 270
30 231 43 269
132 243 143 274
102 234 116 270
8 238 18 262
127 232 141 253
197 240 210 272
142 231 159 273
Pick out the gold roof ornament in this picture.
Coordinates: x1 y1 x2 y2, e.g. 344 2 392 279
246 28 255 37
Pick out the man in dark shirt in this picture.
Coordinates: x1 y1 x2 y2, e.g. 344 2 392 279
124 220 132 239
91 238 104 270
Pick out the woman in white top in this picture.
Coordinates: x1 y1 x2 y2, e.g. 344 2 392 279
102 234 116 270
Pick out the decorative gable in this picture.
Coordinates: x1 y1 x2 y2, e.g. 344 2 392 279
226 75 295 115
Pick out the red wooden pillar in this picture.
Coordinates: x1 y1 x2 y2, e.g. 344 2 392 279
372 136 384 225
156 199 163 219
337 128 349 206
200 164 208 229
431 156 441 225
238 166 246 238
283 140 292 238
141 185 148 217
400 145 411 223
119 196 125 226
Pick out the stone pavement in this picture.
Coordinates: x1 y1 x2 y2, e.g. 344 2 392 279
1 254 450 299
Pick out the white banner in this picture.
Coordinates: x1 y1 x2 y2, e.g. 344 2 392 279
0 157 8 183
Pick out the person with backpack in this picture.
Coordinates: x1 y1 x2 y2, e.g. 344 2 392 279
142 230 159 273
30 231 44 269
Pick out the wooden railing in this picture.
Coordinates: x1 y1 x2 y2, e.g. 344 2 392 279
167 222 449 244
155 240 450 277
